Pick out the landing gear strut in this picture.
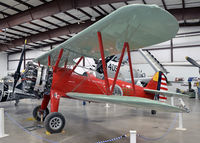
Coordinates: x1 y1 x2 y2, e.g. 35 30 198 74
44 112 65 133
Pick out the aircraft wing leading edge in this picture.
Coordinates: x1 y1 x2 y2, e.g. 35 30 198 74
34 4 178 67
67 92 187 113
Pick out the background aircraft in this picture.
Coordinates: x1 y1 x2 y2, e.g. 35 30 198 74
74 54 149 86
186 56 200 73
0 42 41 105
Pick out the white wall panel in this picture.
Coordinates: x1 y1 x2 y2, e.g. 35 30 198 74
165 66 199 81
8 47 51 61
173 47 200 62
25 47 51 59
178 26 200 33
8 46 52 73
173 36 200 47
8 61 18 73
131 51 148 64
133 63 199 82
0 53 7 78
149 49 171 62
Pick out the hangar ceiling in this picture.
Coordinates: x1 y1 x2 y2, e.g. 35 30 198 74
0 0 200 54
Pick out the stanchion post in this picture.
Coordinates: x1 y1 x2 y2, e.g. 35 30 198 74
171 97 174 106
176 113 186 131
195 90 198 99
130 130 136 143
0 108 9 138
105 103 110 108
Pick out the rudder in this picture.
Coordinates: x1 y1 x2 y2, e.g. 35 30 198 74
145 71 168 101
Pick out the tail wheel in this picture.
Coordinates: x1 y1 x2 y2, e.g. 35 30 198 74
44 112 65 133
33 105 49 121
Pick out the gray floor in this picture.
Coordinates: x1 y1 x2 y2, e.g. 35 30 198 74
0 94 200 143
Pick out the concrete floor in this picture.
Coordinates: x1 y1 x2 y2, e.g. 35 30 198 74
0 94 200 143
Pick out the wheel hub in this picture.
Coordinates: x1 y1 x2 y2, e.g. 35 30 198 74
49 117 62 130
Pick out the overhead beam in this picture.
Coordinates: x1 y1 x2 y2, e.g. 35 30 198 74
179 21 200 27
0 19 98 51
168 7 200 21
8 39 65 55
0 0 127 30
161 0 167 10
15 0 34 8
51 15 71 25
90 7 105 16
0 2 22 12
142 0 146 4
182 0 185 9
1 1 200 30
78 8 92 18
98 6 109 15
1 4 200 52
109 4 116 10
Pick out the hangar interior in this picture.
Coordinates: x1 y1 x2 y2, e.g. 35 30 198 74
0 0 200 143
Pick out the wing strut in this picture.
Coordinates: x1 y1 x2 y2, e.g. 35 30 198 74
48 55 51 66
111 42 136 95
97 32 111 95
70 56 84 74
97 32 136 95
54 48 64 72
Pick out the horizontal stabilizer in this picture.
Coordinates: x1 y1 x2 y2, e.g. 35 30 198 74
67 92 188 113
144 88 189 98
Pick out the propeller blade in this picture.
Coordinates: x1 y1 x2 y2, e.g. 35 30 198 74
185 56 200 68
12 39 27 94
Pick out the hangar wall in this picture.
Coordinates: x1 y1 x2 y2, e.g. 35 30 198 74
0 53 7 78
132 46 200 81
132 26 200 81
4 26 200 82
7 47 51 73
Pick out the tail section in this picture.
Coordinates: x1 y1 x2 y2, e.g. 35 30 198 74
145 71 167 101
159 73 168 102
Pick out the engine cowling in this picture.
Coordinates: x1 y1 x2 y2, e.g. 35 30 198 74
21 61 53 98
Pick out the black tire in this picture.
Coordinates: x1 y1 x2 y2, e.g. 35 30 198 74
44 112 65 133
33 105 49 121
151 110 156 115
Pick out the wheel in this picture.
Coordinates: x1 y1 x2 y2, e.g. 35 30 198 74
151 110 156 115
44 112 65 133
33 105 49 121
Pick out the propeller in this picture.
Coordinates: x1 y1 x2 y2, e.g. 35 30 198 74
185 56 200 68
12 39 27 95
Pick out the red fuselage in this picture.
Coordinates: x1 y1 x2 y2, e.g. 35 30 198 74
51 68 154 100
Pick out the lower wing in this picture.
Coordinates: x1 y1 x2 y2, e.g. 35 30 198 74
144 89 190 98
67 92 188 113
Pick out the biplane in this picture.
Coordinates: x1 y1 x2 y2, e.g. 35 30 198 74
12 4 190 133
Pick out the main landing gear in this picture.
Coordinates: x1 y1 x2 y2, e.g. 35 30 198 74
33 105 49 121
33 106 66 133
44 112 65 133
